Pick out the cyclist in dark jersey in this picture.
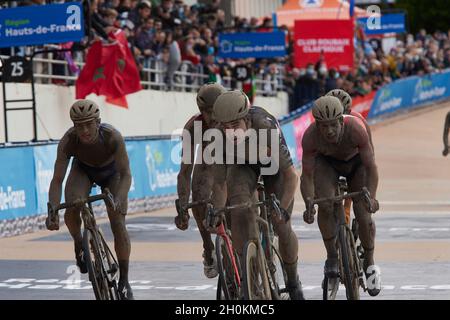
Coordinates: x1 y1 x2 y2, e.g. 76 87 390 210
301 96 381 297
443 111 450 156
211 90 305 300
176 82 226 278
45 99 134 300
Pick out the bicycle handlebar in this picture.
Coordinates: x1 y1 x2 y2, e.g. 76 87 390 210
54 188 115 212
306 187 372 212
205 193 288 228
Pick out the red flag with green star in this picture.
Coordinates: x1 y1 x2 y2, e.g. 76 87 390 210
76 30 142 108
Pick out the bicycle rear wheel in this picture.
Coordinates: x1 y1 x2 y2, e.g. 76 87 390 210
216 235 240 300
83 228 109 300
242 241 271 300
339 224 360 300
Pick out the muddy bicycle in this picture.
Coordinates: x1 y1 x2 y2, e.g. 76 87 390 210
54 188 120 300
306 178 373 300
176 198 242 300
205 189 289 300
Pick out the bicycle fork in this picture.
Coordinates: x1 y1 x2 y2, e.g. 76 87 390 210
216 223 241 287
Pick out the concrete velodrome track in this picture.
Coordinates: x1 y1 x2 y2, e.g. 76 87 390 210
1 101 449 300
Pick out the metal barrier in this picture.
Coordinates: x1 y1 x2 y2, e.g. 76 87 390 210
0 54 285 95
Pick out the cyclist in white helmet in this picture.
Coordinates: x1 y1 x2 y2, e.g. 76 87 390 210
300 95 381 297
326 89 375 224
175 82 226 279
326 89 374 150
46 99 134 300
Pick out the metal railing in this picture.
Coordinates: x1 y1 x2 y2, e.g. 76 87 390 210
1 54 285 96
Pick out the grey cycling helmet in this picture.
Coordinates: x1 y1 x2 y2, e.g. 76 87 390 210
70 99 100 123
312 96 344 122
213 90 250 123
196 82 226 111
326 89 352 113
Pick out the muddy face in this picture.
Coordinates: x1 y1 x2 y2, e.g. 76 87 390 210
317 118 343 144
74 119 99 145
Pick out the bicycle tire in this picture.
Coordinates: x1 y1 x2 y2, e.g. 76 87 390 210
270 242 289 300
83 228 107 300
339 225 360 300
98 230 120 300
242 241 271 300
216 235 240 300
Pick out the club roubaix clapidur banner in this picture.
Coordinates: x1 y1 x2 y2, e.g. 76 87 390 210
0 2 84 48
294 19 354 72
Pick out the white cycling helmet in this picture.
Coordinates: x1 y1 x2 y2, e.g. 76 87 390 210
70 99 100 124
312 96 344 122
326 89 352 114
196 82 226 112
213 90 250 123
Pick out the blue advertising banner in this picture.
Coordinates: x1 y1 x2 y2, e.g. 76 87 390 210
218 31 286 59
410 71 450 107
0 2 84 48
281 122 299 167
142 139 180 197
368 70 450 118
125 141 149 200
368 77 416 118
33 144 58 214
0 147 37 220
358 13 406 35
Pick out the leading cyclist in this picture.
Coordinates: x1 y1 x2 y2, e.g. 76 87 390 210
45 99 134 300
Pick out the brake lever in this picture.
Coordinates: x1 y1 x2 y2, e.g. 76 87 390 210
270 194 289 223
361 187 373 213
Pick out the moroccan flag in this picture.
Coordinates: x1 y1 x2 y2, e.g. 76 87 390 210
242 76 256 105
76 30 142 108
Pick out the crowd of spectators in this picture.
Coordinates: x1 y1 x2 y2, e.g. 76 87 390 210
2 1 450 111
284 28 450 111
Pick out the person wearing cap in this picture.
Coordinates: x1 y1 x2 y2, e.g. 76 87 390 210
46 99 134 300
211 90 305 300
175 83 226 279
128 0 152 29
301 95 381 297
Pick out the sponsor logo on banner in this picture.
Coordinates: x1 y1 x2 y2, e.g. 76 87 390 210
0 2 84 48
375 89 402 115
412 78 446 104
294 20 354 71
300 0 324 8
218 32 286 59
144 142 178 195
0 186 26 211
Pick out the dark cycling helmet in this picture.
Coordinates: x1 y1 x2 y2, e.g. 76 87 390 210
213 90 250 123
196 82 226 112
70 99 100 124
312 96 344 122
326 89 352 114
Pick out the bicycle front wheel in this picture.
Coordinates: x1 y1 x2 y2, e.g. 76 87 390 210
98 229 120 300
242 241 271 300
83 228 109 300
270 237 289 300
216 235 240 300
339 224 360 300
